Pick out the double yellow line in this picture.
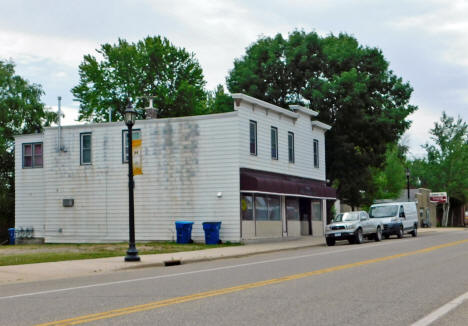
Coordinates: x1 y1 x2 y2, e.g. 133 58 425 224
37 238 468 326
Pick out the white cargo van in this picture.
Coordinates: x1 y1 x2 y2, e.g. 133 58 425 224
369 202 418 238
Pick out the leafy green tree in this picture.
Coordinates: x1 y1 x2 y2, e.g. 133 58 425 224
0 60 56 241
204 85 233 114
410 112 468 226
227 31 417 208
367 144 406 202
72 36 206 122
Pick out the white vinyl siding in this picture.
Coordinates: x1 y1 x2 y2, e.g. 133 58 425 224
15 95 331 243
237 104 327 181
15 113 241 243
15 134 46 239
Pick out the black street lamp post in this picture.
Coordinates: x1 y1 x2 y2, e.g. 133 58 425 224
406 167 410 202
124 102 140 262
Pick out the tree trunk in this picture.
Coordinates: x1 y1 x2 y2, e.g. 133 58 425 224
442 199 451 227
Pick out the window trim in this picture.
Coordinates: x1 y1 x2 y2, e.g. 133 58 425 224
271 126 278 160
288 131 295 163
22 142 43 169
249 120 257 156
313 138 319 168
80 132 92 165
122 129 141 163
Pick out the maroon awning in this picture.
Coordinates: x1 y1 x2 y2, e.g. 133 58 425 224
240 168 336 198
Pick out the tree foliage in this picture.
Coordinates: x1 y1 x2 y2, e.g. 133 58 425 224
410 112 468 220
227 31 417 208
72 36 207 122
367 145 406 202
0 60 56 240
203 84 233 115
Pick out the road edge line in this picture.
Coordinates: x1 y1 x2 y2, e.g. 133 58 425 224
411 290 468 326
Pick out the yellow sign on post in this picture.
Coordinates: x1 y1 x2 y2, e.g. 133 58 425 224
132 139 142 175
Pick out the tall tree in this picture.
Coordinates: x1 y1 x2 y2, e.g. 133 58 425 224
204 84 233 114
72 36 206 122
410 112 468 226
0 60 56 241
227 31 417 208
367 144 406 203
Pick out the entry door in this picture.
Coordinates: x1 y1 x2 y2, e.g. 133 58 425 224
299 198 312 235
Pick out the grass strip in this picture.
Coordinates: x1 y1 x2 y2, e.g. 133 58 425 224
0 241 240 266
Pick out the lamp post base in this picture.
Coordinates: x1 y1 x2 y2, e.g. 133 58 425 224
125 246 140 262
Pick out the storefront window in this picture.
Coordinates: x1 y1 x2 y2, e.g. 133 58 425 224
286 197 299 220
311 201 322 221
268 196 281 220
241 194 253 220
255 196 268 220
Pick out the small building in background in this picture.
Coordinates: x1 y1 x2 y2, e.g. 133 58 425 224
15 94 336 243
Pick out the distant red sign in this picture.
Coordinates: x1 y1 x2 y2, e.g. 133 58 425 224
429 192 447 203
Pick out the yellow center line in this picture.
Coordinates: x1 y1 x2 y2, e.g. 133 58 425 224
36 238 468 326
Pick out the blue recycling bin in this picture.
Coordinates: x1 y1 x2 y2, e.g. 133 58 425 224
202 222 222 245
8 228 15 245
175 221 194 244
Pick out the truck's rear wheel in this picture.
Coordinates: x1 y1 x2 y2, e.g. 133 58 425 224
355 228 363 244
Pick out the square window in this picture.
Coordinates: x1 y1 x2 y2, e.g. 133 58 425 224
23 143 43 168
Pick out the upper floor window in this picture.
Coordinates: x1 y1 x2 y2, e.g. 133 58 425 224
288 132 294 163
122 129 141 163
271 126 278 160
23 143 43 168
249 120 257 155
80 133 92 165
313 139 319 168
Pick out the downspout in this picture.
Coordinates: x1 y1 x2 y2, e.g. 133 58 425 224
57 96 62 152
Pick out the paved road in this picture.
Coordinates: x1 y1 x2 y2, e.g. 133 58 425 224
1 230 468 326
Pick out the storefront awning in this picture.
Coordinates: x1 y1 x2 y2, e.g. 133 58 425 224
240 168 336 199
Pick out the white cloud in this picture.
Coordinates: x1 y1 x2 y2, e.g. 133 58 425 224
403 108 441 158
141 0 291 89
0 29 95 68
48 105 84 126
392 0 468 67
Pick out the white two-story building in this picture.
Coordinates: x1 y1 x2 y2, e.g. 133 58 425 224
15 94 336 243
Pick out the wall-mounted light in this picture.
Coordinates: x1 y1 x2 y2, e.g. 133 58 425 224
217 192 223 198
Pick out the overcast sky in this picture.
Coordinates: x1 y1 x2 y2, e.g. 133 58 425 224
1 0 467 157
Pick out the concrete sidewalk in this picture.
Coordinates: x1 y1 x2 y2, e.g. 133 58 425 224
0 228 463 286
0 236 325 285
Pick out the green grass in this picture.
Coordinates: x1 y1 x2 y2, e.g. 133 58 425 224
0 241 240 266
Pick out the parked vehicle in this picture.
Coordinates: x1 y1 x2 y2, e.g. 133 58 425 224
325 211 384 246
369 202 418 239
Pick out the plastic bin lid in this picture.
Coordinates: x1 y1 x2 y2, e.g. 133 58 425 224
175 221 194 224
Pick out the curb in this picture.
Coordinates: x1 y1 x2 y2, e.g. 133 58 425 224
118 241 326 271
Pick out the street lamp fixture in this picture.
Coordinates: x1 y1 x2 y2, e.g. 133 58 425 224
124 101 140 262
406 167 410 202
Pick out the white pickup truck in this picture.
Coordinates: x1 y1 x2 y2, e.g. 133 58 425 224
325 211 384 246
